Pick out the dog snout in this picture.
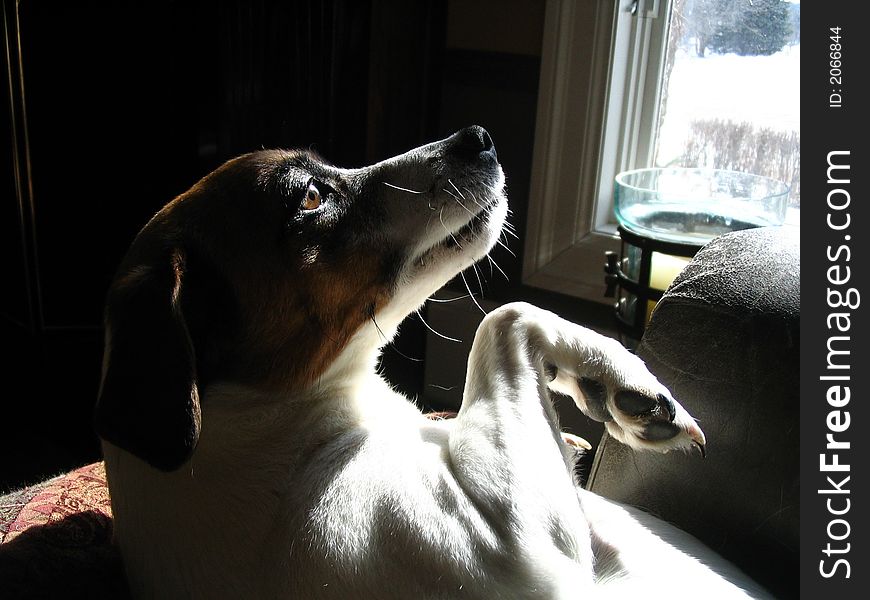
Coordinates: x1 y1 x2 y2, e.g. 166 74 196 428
444 125 497 162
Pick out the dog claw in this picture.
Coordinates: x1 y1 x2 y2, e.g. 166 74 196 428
688 423 707 458
561 432 592 451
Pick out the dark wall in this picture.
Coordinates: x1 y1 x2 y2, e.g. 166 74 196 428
17 0 377 331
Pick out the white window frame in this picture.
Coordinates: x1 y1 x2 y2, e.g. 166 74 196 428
522 0 672 303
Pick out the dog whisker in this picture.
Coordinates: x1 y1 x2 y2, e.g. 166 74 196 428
460 270 487 315
460 186 480 203
459 202 476 217
462 189 487 212
427 293 475 304
443 187 461 201
442 187 477 219
371 313 423 362
416 309 462 343
438 208 463 249
495 238 516 257
471 263 486 299
487 255 509 281
428 384 459 392
499 221 520 242
383 181 426 194
448 179 466 200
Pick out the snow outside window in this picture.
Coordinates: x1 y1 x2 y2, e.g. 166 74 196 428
655 0 800 225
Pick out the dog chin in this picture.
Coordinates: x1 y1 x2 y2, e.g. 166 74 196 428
377 179 508 334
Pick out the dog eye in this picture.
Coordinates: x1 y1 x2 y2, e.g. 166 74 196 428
302 182 322 211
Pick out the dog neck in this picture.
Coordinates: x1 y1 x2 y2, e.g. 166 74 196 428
102 320 418 596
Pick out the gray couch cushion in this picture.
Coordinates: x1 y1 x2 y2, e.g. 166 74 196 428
587 226 799 599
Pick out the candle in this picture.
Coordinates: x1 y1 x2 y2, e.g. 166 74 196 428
649 252 691 291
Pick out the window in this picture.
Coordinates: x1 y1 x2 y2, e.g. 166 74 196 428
523 0 800 303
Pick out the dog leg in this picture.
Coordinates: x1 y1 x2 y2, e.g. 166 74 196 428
449 302 704 595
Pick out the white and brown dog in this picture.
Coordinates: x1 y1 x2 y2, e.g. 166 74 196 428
95 127 768 598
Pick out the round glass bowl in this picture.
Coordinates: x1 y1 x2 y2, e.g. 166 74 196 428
614 168 789 244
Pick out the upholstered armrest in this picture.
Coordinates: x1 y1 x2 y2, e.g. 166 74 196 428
0 463 127 597
586 226 799 599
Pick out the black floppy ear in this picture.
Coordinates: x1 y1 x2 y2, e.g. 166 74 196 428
95 248 200 471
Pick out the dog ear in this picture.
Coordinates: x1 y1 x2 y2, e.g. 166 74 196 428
95 247 201 471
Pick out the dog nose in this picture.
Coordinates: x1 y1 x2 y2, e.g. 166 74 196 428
446 126 497 161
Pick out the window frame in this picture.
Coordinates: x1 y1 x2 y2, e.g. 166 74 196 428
522 0 672 303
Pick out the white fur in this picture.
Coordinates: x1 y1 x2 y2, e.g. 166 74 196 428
103 162 770 599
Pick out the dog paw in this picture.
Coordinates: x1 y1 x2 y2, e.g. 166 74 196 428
547 355 706 456
480 303 704 455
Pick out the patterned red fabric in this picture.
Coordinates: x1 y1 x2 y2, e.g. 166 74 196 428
0 462 128 598
1 462 112 543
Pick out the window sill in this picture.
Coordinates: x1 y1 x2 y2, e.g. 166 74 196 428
523 228 619 303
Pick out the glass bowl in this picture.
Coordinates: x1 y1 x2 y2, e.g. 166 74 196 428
614 168 789 244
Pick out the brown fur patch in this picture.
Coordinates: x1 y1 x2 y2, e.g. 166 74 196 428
112 151 394 396
226 246 392 392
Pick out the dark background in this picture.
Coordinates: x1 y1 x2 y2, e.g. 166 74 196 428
2 0 611 491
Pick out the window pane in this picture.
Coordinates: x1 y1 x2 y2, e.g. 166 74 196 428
655 0 800 224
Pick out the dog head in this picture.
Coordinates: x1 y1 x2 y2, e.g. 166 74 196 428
94 126 507 471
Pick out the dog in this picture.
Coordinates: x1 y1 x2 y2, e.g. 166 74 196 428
95 127 769 598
